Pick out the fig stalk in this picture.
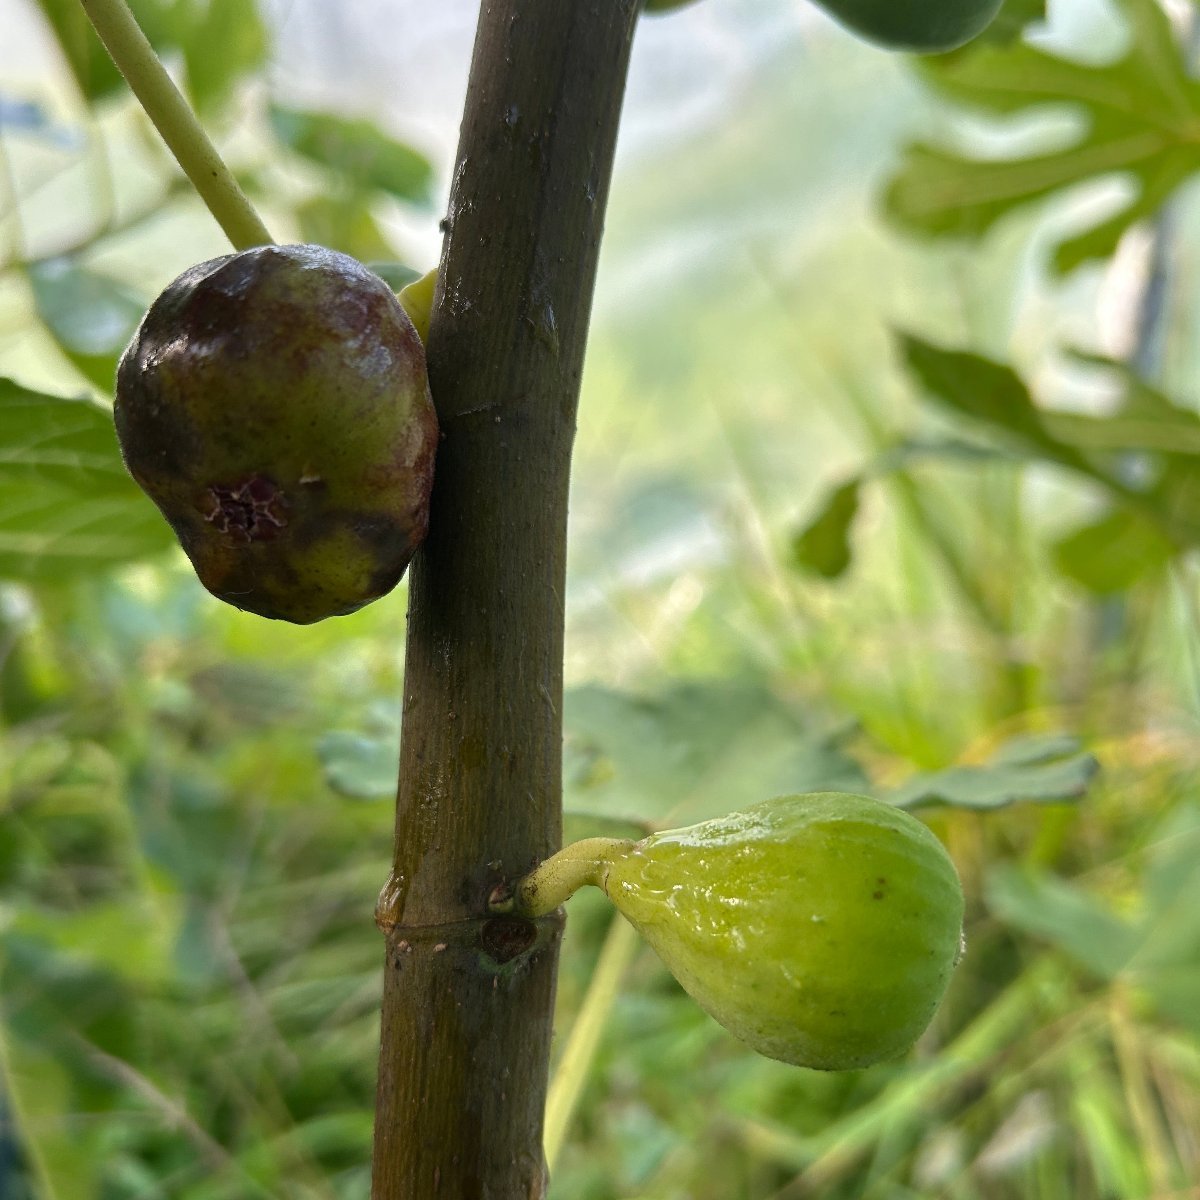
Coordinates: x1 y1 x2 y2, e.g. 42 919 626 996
490 837 636 917
81 0 272 250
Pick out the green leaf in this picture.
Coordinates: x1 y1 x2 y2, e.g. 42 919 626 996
0 736 145 918
0 378 131 492
987 807 1200 1025
27 259 145 394
1122 806 1200 1031
875 436 1008 471
0 482 174 582
900 334 1085 467
12 902 176 986
977 0 1045 44
2 734 122 820
270 106 434 205
889 734 1099 809
296 194 394 264
1140 803 1200 917
35 0 124 101
884 0 1200 273
0 379 173 581
788 439 1008 583
985 865 1139 979
562 679 867 828
1070 350 1200 429
1054 508 1174 594
1043 408 1200 459
180 0 268 116
987 732 1090 767
0 1039 100 1200
33 0 179 104
316 731 397 800
1070 364 1200 541
2 735 75 803
901 337 1200 547
36 0 262 113
792 479 860 579
2 936 141 1071
366 262 423 293
1148 456 1200 545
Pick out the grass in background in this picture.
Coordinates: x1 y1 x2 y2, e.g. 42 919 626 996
2 0 1200 1197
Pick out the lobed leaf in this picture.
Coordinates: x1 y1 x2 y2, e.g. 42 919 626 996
899 334 1086 468
884 0 1200 273
889 733 1099 810
900 335 1200 550
561 679 867 827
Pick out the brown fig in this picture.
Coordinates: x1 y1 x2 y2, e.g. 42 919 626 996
114 243 438 623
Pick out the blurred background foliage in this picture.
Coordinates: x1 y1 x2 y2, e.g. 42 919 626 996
1 0 1199 1197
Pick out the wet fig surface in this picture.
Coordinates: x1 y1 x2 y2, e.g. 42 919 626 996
115 243 438 623
603 792 964 1069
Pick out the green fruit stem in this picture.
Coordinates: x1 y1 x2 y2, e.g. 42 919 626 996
491 837 636 917
81 0 273 252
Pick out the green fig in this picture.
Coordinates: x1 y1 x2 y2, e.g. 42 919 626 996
501 793 964 1070
810 0 1003 52
114 243 438 623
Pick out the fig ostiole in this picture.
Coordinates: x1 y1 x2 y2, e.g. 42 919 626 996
114 243 438 624
494 792 965 1070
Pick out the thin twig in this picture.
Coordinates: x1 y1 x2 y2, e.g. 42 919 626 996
79 0 272 251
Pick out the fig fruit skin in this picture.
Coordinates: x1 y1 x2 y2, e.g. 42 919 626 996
810 0 1003 52
115 243 438 624
603 792 964 1070
643 0 703 12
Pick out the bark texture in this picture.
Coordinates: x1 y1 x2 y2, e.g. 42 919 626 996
370 3 640 1197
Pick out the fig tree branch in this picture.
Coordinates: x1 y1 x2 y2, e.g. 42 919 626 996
370 2 641 1195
